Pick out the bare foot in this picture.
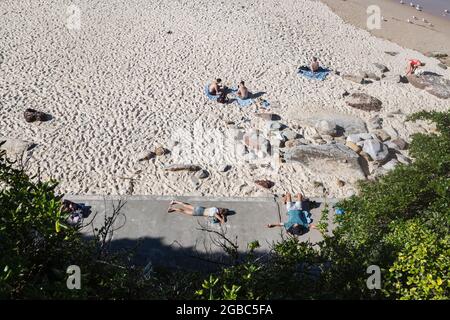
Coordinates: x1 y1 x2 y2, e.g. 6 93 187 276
167 207 175 213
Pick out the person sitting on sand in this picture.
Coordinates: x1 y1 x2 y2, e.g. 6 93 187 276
406 59 425 76
236 81 249 99
168 200 228 224
209 78 223 95
267 193 317 236
310 57 320 73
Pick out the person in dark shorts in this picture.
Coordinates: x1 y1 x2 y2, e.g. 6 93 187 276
167 200 228 224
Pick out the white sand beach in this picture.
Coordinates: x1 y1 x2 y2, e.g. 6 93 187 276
0 0 449 198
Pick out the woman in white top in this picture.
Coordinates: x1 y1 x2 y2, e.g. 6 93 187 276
167 200 227 224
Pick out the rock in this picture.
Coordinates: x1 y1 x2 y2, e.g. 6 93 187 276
373 129 391 142
382 159 399 171
225 120 235 125
0 138 35 157
137 151 155 161
255 180 274 189
313 181 324 188
284 144 365 177
154 147 168 156
167 140 179 149
266 121 283 131
337 180 345 187
362 139 389 162
300 113 367 136
190 176 201 188
385 51 399 56
407 74 450 99
220 164 231 172
196 170 209 179
315 120 337 137
243 131 271 154
342 90 350 97
343 74 366 84
373 63 389 73
396 154 412 165
165 164 201 172
424 51 448 59
368 115 383 130
23 108 51 123
391 138 408 150
398 75 409 84
345 141 362 153
281 128 299 141
366 73 381 81
346 134 363 144
345 93 382 112
358 70 369 78
285 138 308 148
254 113 281 121
359 151 372 162
438 63 448 70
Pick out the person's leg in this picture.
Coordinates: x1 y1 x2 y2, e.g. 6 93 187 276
170 207 194 215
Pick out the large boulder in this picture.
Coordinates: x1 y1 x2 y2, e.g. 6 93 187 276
284 144 364 177
362 139 389 162
407 74 450 99
298 113 367 137
345 93 382 112
373 63 389 73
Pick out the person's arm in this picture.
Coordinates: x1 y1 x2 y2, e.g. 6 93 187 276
309 224 318 230
267 223 283 228
214 213 225 224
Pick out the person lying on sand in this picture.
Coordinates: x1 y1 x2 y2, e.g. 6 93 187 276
267 193 317 236
236 81 249 99
406 59 425 76
168 200 228 224
310 57 320 72
209 78 223 95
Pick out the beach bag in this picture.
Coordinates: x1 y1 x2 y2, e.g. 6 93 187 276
217 91 228 104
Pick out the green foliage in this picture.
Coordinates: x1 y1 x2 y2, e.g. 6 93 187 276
385 223 450 300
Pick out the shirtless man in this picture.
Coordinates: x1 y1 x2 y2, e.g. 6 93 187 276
237 81 249 99
406 59 425 76
209 78 223 95
310 57 320 72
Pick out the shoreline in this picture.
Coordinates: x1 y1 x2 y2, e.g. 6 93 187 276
320 0 450 64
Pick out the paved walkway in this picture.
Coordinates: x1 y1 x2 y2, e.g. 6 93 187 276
66 195 338 270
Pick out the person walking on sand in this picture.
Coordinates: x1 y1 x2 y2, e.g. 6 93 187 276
209 78 223 95
406 59 425 76
267 193 317 236
236 81 249 99
167 200 228 224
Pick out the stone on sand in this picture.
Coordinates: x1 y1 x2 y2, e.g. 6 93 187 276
407 74 450 99
165 164 202 172
373 63 389 73
362 139 389 162
345 93 382 112
391 138 408 150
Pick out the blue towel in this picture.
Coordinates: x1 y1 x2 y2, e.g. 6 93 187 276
230 88 255 107
204 84 219 101
298 67 330 81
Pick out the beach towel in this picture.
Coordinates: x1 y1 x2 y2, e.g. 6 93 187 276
204 84 219 101
298 67 330 81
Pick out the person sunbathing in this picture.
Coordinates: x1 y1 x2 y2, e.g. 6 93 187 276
406 59 425 76
310 57 320 72
236 81 249 99
168 200 228 224
209 78 223 95
267 193 317 236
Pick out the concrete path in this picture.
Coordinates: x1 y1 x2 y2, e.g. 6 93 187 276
66 195 338 270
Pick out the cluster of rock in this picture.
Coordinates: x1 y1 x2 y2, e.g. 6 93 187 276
424 51 449 70
342 63 390 85
407 72 450 99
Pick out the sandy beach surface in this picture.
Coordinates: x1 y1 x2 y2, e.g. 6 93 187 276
1 0 449 198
